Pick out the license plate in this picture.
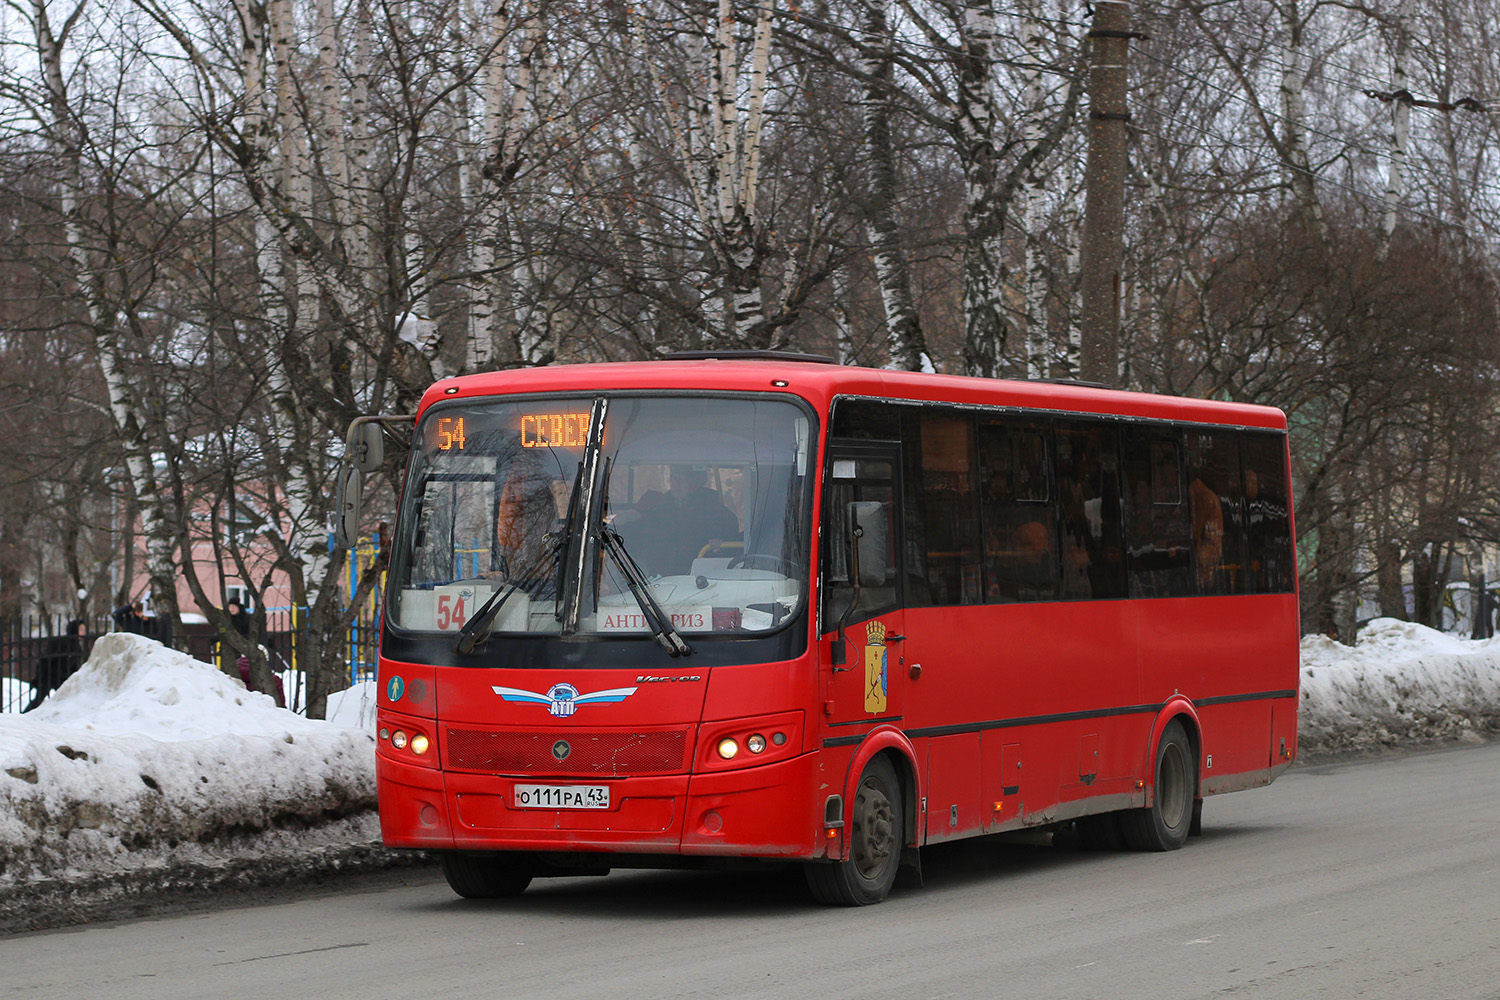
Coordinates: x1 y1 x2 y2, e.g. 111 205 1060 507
513 783 610 810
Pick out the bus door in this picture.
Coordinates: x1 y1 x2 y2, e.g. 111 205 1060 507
821 441 906 731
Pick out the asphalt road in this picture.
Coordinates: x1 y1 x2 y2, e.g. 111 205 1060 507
4 743 1498 1000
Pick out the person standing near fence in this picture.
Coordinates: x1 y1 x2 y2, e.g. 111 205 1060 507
23 619 85 712
227 600 285 708
113 602 146 634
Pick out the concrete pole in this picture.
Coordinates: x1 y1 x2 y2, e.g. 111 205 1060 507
1078 0 1132 385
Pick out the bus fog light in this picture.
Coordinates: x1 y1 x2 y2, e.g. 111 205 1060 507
772 732 786 746
746 734 767 754
379 727 390 741
410 733 430 755
717 738 739 759
392 730 408 750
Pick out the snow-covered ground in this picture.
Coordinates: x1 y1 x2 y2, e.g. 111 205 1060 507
1299 617 1500 755
0 634 383 921
2 619 1499 924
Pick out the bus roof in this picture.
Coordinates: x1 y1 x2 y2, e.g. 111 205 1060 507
418 358 1288 431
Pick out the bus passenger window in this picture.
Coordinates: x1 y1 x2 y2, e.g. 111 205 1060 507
1122 432 1192 598
1239 433 1294 593
1186 431 1247 595
1055 422 1126 600
978 418 1057 603
913 412 982 606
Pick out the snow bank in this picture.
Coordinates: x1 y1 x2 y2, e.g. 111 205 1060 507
0 634 375 886
326 681 379 732
1299 618 1500 754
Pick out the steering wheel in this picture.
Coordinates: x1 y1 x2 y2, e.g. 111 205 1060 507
726 554 794 574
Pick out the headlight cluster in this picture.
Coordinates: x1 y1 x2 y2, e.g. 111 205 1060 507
702 713 800 769
716 730 787 759
379 719 435 766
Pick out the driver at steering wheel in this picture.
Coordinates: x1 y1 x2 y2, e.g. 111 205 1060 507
634 465 740 575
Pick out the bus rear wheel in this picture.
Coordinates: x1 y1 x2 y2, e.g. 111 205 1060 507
1121 720 1195 852
805 755 903 906
440 851 535 898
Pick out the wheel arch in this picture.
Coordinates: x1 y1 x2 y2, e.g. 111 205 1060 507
1148 698 1202 803
839 727 920 857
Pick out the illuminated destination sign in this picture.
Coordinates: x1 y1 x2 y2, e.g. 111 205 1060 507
521 412 591 448
434 416 467 451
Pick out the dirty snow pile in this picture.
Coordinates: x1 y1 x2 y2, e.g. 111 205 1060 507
1299 617 1500 754
0 633 378 892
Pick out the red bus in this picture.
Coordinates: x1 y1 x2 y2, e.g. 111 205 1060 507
346 352 1298 905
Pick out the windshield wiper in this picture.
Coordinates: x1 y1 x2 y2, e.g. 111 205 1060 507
451 534 564 654
599 525 693 657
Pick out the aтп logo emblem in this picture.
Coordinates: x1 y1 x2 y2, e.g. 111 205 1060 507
491 682 638 718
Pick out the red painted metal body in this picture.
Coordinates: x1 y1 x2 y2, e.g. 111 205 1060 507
375 359 1299 863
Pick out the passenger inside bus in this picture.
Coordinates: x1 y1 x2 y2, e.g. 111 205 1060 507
493 462 560 580
1190 476 1225 590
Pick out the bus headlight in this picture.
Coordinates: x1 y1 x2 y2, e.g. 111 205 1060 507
717 738 739 759
410 733 430 755
746 734 767 754
392 730 408 750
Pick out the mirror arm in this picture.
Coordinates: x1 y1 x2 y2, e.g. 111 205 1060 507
832 523 864 672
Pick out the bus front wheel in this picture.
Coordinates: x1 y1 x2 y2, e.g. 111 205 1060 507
805 755 903 906
440 851 535 898
1121 720 1195 852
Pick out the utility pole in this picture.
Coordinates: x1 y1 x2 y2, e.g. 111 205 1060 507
1078 0 1133 385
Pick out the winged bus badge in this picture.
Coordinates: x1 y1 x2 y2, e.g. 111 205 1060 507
491 682 638 718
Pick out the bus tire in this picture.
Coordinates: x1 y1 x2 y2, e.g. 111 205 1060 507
1121 720 1195 852
805 755 902 905
440 851 535 898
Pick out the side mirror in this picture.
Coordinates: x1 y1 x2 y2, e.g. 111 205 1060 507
333 464 362 549
332 413 415 551
848 500 890 589
350 420 385 475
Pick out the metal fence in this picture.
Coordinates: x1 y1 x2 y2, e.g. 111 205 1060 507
1 609 380 715
0 614 109 714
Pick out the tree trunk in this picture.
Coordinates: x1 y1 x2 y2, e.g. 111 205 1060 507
859 0 928 371
1375 539 1406 619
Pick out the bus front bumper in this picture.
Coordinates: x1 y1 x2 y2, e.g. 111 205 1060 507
377 751 823 859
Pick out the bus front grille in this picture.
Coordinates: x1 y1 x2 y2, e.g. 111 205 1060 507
444 728 689 776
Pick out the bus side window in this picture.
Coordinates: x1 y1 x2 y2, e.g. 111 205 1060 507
912 411 983 606
1186 431 1247 595
1239 433 1295 593
978 418 1057 603
1055 422 1126 600
1122 431 1193 598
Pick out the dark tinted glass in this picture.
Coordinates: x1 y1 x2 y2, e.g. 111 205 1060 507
978 417 1057 602
1185 431 1246 595
1055 422 1126 599
911 411 982 605
1240 433 1294 593
1122 430 1192 597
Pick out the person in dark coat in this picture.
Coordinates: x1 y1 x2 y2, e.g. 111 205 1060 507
113 602 147 634
227 601 285 708
225 600 252 638
630 465 741 575
23 619 85 712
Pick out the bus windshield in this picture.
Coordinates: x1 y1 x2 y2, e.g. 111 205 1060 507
388 394 813 640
